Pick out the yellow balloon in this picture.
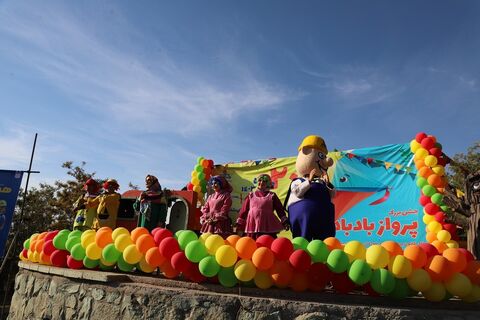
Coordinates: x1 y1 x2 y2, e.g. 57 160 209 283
365 245 389 269
199 232 211 244
388 255 412 279
114 233 133 252
462 285 480 303
407 268 432 292
410 139 421 153
254 271 273 289
436 230 451 242
27 250 34 262
445 272 472 298
32 251 40 263
422 281 446 302
193 185 201 193
424 155 438 167
215 244 238 268
204 234 225 255
137 256 156 273
81 230 96 248
123 244 143 265
446 240 459 249
427 221 442 233
112 227 130 241
423 214 435 224
415 148 429 160
234 259 256 282
86 243 102 260
432 165 445 176
343 240 366 262
191 177 200 186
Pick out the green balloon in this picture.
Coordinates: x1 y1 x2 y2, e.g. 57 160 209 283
422 185 436 197
195 164 203 173
292 237 309 250
326 249 349 273
431 193 443 205
388 278 410 299
99 261 114 271
65 236 81 252
306 240 329 263
102 243 121 263
83 257 99 269
70 243 86 260
178 230 198 250
117 255 135 272
197 156 205 165
185 240 208 263
197 172 205 180
416 177 427 188
53 232 69 250
348 259 372 285
58 229 71 236
23 238 30 250
218 267 238 288
370 269 395 295
68 229 82 240
199 256 220 277
175 230 183 239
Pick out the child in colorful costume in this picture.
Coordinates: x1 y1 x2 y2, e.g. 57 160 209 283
236 174 290 240
96 179 121 229
73 179 101 231
200 175 233 238
286 135 336 240
134 175 168 231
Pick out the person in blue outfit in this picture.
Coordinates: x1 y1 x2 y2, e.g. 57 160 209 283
286 135 336 241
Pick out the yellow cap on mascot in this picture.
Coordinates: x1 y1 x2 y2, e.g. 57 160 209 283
298 135 328 154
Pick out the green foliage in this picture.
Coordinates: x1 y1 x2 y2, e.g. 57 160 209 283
447 141 480 190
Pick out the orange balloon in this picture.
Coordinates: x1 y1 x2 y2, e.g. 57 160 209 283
443 248 467 273
235 237 257 260
463 260 480 286
131 227 150 243
35 239 45 253
226 234 241 247
426 232 437 243
381 240 403 257
37 232 48 240
426 255 453 281
95 229 113 248
39 252 51 265
270 260 293 288
323 237 343 251
290 272 309 292
418 167 433 179
415 159 426 170
427 174 443 188
136 234 156 254
404 245 427 269
431 240 448 254
160 260 180 279
252 247 275 271
145 247 166 267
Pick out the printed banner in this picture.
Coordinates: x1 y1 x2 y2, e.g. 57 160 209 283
0 170 24 257
223 143 425 247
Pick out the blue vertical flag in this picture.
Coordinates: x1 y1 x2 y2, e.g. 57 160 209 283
0 170 24 257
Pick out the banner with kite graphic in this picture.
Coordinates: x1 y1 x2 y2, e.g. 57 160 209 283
223 143 425 247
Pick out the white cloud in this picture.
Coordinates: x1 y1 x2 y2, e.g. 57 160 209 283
0 2 297 136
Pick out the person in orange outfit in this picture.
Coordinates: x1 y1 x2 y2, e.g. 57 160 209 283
96 179 121 229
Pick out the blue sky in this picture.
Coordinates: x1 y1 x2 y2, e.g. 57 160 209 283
0 0 479 191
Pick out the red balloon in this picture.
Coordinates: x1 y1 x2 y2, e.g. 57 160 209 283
363 282 380 296
421 137 435 150
443 223 457 236
331 272 355 294
256 235 275 248
185 265 207 283
159 237 180 259
43 240 56 255
66 255 84 269
457 248 475 263
207 160 214 168
437 157 448 167
21 249 28 259
308 262 331 291
271 237 294 261
151 227 162 237
415 132 428 143
434 211 445 223
424 203 440 215
419 195 431 206
171 251 194 273
154 228 174 246
418 243 439 259
45 230 59 241
288 249 311 272
186 182 194 191
429 148 442 158
50 249 68 267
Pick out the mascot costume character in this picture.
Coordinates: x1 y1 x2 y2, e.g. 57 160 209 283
286 135 336 241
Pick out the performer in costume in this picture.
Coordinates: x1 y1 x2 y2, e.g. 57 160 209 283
200 175 233 238
134 175 168 231
286 135 336 241
73 179 102 231
96 179 121 229
236 174 290 240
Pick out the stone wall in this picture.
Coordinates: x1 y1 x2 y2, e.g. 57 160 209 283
8 262 480 320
